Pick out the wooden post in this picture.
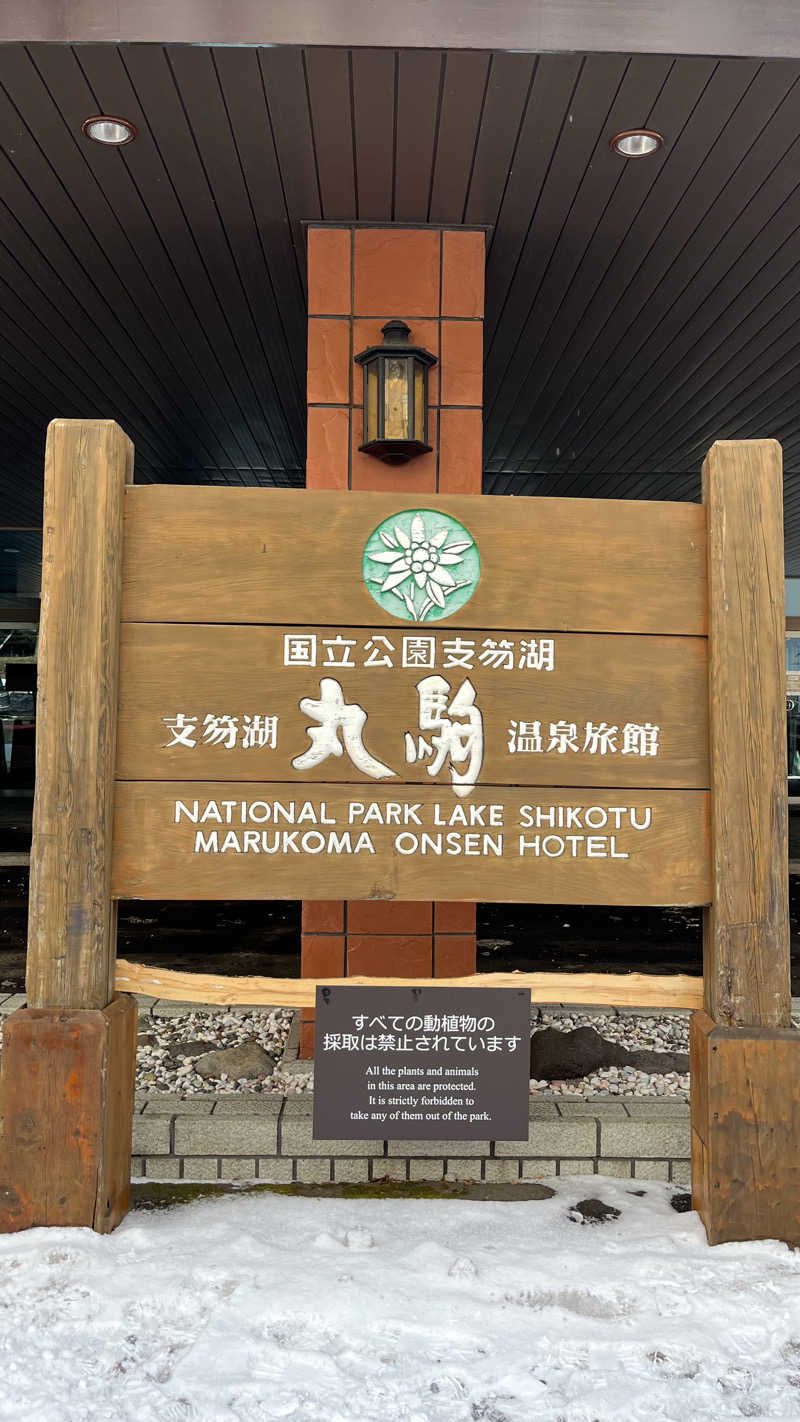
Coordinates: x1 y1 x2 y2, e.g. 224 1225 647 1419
692 438 799 1245
0 420 137 1234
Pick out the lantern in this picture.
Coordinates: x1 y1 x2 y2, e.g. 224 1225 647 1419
354 319 437 463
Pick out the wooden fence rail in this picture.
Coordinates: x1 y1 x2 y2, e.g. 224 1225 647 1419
115 959 704 1010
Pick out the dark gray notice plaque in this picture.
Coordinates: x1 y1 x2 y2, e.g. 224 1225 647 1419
312 986 530 1140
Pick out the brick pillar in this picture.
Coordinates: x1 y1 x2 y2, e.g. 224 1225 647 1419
301 225 485 1056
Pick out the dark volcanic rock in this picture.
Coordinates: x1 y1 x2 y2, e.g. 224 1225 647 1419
627 1045 690 1074
568 1197 622 1225
530 1025 688 1080
670 1192 693 1213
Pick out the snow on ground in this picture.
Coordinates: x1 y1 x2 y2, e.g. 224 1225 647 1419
2 1182 800 1422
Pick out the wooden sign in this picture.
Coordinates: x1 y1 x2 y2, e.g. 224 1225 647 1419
116 624 708 787
112 784 710 904
122 486 707 633
113 493 710 904
5 423 794 1251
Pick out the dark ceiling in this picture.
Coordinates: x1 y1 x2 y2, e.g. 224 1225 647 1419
3 42 800 583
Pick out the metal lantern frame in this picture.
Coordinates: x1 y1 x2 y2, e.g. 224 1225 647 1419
354 318 437 464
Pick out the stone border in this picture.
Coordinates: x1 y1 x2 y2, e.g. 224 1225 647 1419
131 1092 692 1187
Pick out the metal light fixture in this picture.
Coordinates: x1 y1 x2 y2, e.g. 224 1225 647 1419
610 129 663 158
81 115 137 146
355 319 437 464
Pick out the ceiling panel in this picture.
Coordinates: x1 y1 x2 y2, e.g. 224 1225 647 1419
1 42 800 571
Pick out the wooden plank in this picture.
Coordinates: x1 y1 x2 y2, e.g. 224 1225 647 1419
26 420 132 1010
489 52 669 463
464 52 536 229
121 487 707 634
394 50 444 222
703 440 790 1027
305 48 356 221
428 51 491 223
351 49 396 222
111 782 711 905
486 55 705 464
117 623 709 788
0 996 136 1233
114 959 704 1010
498 59 762 471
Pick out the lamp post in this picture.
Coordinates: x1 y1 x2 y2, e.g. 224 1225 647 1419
355 319 437 464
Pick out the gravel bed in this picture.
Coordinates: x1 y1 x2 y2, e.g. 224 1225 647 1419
534 1009 689 1051
6 998 799 1101
133 1005 696 1100
135 1008 313 1096
529 1066 690 1098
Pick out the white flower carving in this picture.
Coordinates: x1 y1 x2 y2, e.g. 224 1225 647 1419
367 512 474 621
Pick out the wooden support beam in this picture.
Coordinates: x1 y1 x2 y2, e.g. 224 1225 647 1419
115 959 703 1010
26 419 132 1010
702 440 790 1029
1 420 136 1238
695 440 798 1248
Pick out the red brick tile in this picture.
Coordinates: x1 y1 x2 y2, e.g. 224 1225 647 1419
352 317 439 405
347 901 433 934
354 229 440 318
302 901 345 933
441 230 485 318
440 320 483 407
435 902 477 933
350 407 437 492
435 935 477 976
307 318 351 405
437 407 482 494
301 934 346 977
346 935 433 976
306 405 350 489
307 227 352 315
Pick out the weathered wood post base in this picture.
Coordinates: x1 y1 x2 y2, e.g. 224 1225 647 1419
690 1011 800 1245
0 995 136 1233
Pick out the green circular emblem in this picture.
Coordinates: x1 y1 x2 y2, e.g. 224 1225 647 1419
362 509 480 623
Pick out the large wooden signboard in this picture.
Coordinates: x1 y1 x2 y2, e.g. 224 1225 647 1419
112 489 711 906
3 424 797 1253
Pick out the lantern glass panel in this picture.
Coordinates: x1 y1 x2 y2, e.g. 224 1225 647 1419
384 356 409 439
365 362 379 444
414 360 426 443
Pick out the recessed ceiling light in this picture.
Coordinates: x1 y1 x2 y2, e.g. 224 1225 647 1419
81 115 136 146
610 129 663 158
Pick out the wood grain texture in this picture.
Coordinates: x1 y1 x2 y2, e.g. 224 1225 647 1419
27 420 133 1010
114 960 703 1010
116 623 709 788
0 996 137 1233
690 1010 800 1247
121 487 707 634
111 783 711 905
703 440 790 1027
